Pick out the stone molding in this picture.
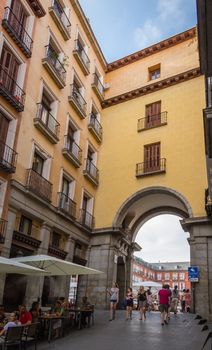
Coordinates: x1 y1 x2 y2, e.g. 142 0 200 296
102 67 201 108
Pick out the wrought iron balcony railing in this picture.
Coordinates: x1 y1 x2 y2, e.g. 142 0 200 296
0 140 18 173
136 158 166 177
49 0 71 40
48 245 67 259
26 169 52 202
84 158 99 185
73 39 90 74
69 84 87 118
0 219 7 244
79 209 95 229
138 111 167 131
88 113 103 142
92 73 104 100
58 192 76 219
0 65 25 112
34 103 60 142
13 230 41 248
62 136 82 167
2 7 33 57
42 45 66 88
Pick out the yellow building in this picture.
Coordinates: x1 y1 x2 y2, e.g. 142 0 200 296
0 0 210 320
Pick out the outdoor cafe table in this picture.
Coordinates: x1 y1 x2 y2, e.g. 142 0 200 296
38 315 68 342
70 308 94 330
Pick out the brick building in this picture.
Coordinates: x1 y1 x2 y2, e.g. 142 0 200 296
133 256 191 291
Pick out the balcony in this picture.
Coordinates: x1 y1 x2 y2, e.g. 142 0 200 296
68 84 87 119
57 192 76 219
138 112 167 131
2 7 33 58
26 169 52 202
205 188 212 216
83 159 99 186
91 73 104 101
0 65 25 112
48 245 67 259
136 158 166 177
88 114 103 143
34 103 60 143
42 45 66 89
13 230 41 249
62 136 82 168
73 248 87 266
79 209 95 229
49 1 71 40
73 39 90 75
0 219 7 244
0 140 18 173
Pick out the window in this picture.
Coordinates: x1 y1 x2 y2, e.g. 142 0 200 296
179 273 185 280
32 152 44 175
19 215 32 235
144 142 160 172
145 101 161 128
80 191 94 228
165 273 170 281
52 232 61 248
149 64 160 80
157 273 162 280
172 273 178 281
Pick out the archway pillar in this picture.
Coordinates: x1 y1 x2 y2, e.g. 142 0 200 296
181 217 212 322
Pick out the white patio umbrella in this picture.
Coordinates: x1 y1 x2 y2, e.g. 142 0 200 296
0 256 49 275
133 281 162 288
12 255 103 276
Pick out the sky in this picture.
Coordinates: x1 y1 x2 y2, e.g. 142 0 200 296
79 0 197 62
134 215 190 263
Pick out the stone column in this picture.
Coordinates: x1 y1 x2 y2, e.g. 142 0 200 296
24 222 52 307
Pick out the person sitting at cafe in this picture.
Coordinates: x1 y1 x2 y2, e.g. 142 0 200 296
80 296 92 327
51 300 64 338
19 304 32 325
29 301 41 323
0 311 21 336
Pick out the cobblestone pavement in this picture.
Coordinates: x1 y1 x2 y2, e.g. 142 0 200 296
38 310 210 350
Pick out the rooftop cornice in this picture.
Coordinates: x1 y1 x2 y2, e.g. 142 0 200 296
107 27 197 72
26 0 46 17
70 0 107 71
102 67 201 108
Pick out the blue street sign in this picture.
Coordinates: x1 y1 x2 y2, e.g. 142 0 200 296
188 266 199 282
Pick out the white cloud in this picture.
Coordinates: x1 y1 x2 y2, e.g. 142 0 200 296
134 19 162 49
157 0 184 22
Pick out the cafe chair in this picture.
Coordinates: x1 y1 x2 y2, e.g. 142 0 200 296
0 325 23 350
21 323 39 350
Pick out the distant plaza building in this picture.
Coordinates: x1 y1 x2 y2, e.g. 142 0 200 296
0 0 211 321
133 257 191 291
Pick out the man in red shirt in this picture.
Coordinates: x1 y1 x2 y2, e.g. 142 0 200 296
158 284 172 326
19 305 32 325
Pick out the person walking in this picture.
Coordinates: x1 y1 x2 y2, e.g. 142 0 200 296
125 287 133 320
185 289 191 312
146 287 152 312
181 289 186 312
171 285 179 315
137 286 147 320
158 284 172 326
108 282 119 321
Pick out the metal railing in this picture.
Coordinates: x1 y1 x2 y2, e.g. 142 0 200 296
79 209 95 229
93 73 104 96
51 0 71 34
74 39 90 69
0 65 25 110
63 135 82 163
58 192 76 219
70 84 87 114
136 158 166 176
26 169 52 202
44 45 66 82
89 113 103 139
0 140 18 172
3 7 33 54
0 219 7 244
48 245 67 259
138 111 167 131
36 103 60 138
84 158 99 182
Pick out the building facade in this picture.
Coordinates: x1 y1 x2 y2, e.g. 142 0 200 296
0 0 211 320
133 257 191 291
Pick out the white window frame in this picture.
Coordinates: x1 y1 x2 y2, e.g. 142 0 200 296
0 178 7 218
30 142 52 180
81 189 94 215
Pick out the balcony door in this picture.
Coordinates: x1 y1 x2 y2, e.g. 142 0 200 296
32 152 44 175
0 112 9 162
144 143 160 172
10 0 28 35
0 46 19 95
145 101 161 128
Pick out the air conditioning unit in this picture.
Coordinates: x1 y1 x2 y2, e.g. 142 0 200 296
103 83 110 90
